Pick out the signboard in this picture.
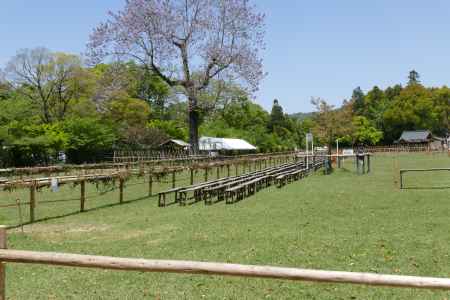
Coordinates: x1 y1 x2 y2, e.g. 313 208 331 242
306 133 313 142
343 149 354 155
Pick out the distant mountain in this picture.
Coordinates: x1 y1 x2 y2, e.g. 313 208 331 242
289 112 315 121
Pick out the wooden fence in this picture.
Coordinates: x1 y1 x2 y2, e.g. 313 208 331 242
0 226 450 299
399 168 450 189
0 153 301 227
364 144 433 153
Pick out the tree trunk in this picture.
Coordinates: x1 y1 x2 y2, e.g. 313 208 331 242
188 95 200 155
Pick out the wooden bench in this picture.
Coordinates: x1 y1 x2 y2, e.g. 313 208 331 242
225 184 247 204
204 175 261 205
179 176 242 205
158 187 183 207
177 185 205 206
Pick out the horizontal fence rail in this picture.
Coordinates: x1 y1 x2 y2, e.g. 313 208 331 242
1 249 450 293
364 144 446 153
399 168 450 189
0 225 448 299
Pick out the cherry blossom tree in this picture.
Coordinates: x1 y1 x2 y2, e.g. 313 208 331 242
87 0 265 153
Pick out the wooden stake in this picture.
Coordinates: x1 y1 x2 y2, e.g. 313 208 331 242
119 178 124 204
0 226 6 300
190 169 194 185
172 171 176 189
148 175 153 196
80 180 86 212
16 199 23 233
29 183 36 223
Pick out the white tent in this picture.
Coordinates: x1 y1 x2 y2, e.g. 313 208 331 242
199 137 257 151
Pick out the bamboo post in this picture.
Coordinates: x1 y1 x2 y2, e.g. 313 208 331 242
16 199 23 232
172 171 176 189
190 169 194 185
148 174 153 196
400 170 403 189
80 180 86 212
29 182 36 223
0 226 6 300
119 178 124 204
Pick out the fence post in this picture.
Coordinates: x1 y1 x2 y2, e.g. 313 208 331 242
29 182 36 223
227 165 230 177
400 170 403 189
204 168 208 182
172 171 176 189
119 177 124 204
16 199 23 231
148 174 153 197
80 180 86 212
367 155 371 173
0 226 5 300
190 169 194 185
235 164 238 176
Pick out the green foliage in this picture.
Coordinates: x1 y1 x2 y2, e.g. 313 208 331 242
106 97 151 127
147 119 187 141
4 49 450 166
62 117 116 163
200 96 302 152
351 87 365 116
341 71 450 144
408 69 420 86
351 116 383 145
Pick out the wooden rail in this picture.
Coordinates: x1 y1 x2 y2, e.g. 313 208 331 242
1 227 450 299
365 145 430 153
2 249 450 289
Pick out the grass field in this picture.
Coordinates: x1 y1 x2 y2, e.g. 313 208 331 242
3 153 450 299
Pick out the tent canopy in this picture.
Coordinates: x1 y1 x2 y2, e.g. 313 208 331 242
199 137 257 151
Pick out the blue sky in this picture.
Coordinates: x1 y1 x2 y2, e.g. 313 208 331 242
1 0 450 113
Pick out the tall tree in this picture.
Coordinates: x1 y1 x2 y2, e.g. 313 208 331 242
88 0 266 153
351 86 365 115
311 97 352 151
5 48 90 123
268 99 285 132
408 69 420 86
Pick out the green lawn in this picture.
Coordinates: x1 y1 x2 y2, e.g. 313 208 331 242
3 153 450 299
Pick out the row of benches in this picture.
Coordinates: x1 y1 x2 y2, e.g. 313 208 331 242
224 159 326 204
158 158 326 207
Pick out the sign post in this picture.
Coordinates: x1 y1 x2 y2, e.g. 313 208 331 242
306 133 313 170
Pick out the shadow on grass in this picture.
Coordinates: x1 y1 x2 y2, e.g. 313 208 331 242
8 194 158 230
